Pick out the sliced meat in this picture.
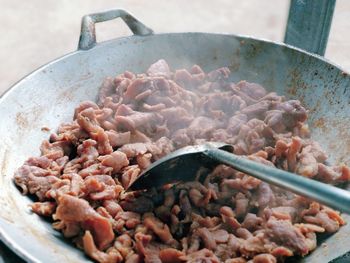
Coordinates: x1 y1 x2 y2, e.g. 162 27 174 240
55 194 114 250
83 231 122 263
98 150 129 173
147 59 171 78
253 254 277 263
266 217 309 255
31 201 57 216
13 60 350 263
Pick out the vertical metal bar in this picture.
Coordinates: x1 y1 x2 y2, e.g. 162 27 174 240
284 0 336 56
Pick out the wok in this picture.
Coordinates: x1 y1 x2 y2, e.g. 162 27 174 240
1 4 350 263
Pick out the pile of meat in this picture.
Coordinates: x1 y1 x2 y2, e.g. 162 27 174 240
14 60 350 263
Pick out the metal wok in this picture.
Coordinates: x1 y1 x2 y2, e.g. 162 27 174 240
1 6 350 263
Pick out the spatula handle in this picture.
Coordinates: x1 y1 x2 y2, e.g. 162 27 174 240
203 148 350 214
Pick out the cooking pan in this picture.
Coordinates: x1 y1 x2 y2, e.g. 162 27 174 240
1 2 350 263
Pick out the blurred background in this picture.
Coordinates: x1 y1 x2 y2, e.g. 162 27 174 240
0 0 349 94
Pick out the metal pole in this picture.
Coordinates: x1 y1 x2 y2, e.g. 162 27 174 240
284 0 336 56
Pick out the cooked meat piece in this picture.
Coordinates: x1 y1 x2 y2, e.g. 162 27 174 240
55 194 114 250
105 130 131 147
220 206 241 230
30 202 57 216
14 60 350 263
241 101 270 118
238 81 267 100
83 174 123 200
226 258 247 263
25 156 51 169
14 164 60 200
83 231 122 263
114 234 134 258
266 217 309 255
97 77 117 106
180 249 220 263
286 137 302 172
317 163 350 183
239 233 268 257
144 215 178 246
40 140 71 160
257 182 275 208
195 227 217 250
294 223 325 234
236 227 253 240
235 193 249 218
270 246 293 257
303 211 340 233
207 67 230 82
242 213 263 231
252 253 277 263
271 206 297 222
103 200 123 217
275 100 307 127
159 248 185 263
227 114 248 135
98 150 129 173
147 59 171 78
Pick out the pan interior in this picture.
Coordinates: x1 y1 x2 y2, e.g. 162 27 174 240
1 33 349 262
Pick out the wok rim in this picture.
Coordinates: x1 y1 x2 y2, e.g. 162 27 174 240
1 31 349 262
1 31 349 102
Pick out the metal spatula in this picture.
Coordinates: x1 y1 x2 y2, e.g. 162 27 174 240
128 142 350 214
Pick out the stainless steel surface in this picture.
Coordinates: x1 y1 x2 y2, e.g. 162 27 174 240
1 8 350 263
129 142 234 190
204 147 350 214
285 0 336 55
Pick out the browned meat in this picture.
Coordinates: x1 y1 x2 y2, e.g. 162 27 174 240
30 202 57 216
159 248 185 263
271 246 293 257
14 60 350 263
144 215 178 247
195 227 217 250
252 254 277 263
83 174 123 200
235 193 249 218
55 194 114 250
181 249 220 263
271 206 297 222
220 206 241 230
257 182 275 208
147 59 171 78
83 231 122 263
97 150 129 173
242 213 263 230
105 130 131 147
238 81 267 100
286 137 302 172
226 258 247 263
14 164 60 200
317 163 350 183
303 211 341 233
266 217 309 255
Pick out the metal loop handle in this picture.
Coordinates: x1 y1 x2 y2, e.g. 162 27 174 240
78 9 154 50
284 0 336 56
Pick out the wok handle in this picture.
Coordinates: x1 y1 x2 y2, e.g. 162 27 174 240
203 148 350 214
284 0 336 56
78 9 154 50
